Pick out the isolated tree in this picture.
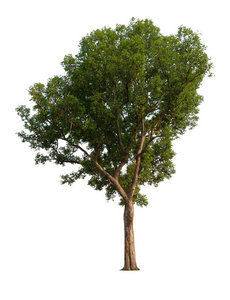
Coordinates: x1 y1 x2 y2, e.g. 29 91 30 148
16 18 212 270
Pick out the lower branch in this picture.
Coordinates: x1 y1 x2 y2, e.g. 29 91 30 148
94 161 129 202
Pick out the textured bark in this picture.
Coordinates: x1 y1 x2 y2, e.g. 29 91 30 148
121 201 140 271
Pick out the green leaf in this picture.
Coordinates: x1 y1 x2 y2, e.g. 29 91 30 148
16 18 213 206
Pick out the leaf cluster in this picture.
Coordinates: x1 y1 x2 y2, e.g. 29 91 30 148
16 18 213 206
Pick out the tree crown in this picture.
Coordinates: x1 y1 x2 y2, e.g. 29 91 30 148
16 18 213 206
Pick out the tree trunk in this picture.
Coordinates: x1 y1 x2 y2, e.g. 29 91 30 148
121 201 140 271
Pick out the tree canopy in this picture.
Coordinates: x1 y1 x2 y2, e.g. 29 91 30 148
16 18 213 207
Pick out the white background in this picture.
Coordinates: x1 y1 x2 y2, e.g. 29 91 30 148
1 0 229 299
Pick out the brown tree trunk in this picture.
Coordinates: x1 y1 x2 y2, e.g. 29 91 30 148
121 200 140 271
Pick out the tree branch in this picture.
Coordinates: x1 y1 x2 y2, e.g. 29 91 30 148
94 161 129 202
116 119 127 154
114 154 129 181
128 120 146 201
94 143 101 162
146 101 159 113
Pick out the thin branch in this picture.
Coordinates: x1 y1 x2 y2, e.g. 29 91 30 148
128 124 146 201
116 119 127 154
56 155 82 165
146 101 159 113
141 135 160 156
94 143 101 162
52 143 82 165
141 109 169 155
141 119 145 134
114 154 129 181
101 94 112 107
105 82 117 97
70 142 93 160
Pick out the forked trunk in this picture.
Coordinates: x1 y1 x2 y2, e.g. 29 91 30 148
121 201 140 271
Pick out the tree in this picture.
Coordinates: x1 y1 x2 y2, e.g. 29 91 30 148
16 18 213 270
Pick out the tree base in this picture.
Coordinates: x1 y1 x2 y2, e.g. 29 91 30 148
120 267 140 271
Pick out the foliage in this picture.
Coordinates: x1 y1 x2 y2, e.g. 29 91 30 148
16 18 213 206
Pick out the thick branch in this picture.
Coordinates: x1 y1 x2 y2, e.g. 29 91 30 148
94 161 129 202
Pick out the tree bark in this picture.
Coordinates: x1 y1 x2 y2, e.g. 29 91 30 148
121 200 140 271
